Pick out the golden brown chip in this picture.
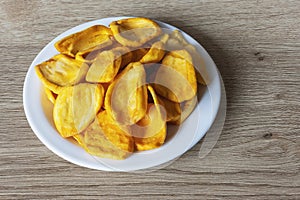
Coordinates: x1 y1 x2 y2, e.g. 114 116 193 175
156 95 181 125
110 17 161 47
167 30 190 48
74 47 104 63
55 25 113 57
100 82 111 110
53 83 104 138
104 62 148 125
73 133 85 147
166 30 208 85
86 50 122 83
159 33 169 44
132 85 167 151
35 54 89 94
180 95 197 123
76 42 127 63
82 110 134 160
154 50 197 102
185 43 207 85
131 48 150 62
156 93 197 125
140 34 169 64
85 46 134 83
44 87 57 104
112 46 133 68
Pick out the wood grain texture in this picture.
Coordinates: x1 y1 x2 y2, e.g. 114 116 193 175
0 0 299 199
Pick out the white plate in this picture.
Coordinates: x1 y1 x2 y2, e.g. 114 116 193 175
23 17 221 171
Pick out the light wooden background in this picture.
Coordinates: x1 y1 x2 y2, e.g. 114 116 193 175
0 0 299 199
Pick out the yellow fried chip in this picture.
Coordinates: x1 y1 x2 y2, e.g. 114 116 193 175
180 95 197 123
35 54 89 94
154 50 197 102
82 110 134 160
131 48 149 62
55 25 113 57
156 95 181 125
53 83 104 137
86 50 122 83
167 30 190 48
140 34 169 64
86 46 134 83
156 93 197 125
74 48 104 63
166 30 208 85
73 133 85 147
132 85 167 151
110 17 161 47
44 87 57 104
105 62 148 125
112 46 133 68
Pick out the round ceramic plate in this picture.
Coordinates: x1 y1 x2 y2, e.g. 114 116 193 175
23 17 221 171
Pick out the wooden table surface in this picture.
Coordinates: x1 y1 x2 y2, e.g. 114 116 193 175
0 0 299 199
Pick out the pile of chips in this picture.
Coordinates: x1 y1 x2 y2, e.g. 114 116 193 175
35 17 207 159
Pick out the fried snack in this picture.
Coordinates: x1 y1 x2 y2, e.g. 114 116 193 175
156 93 197 125
86 49 122 83
34 17 207 159
154 50 197 102
55 25 113 57
166 29 190 49
110 17 161 47
180 95 198 123
140 34 169 64
82 110 134 160
44 87 57 104
133 85 167 151
53 83 104 137
35 54 89 94
105 62 148 125
73 133 85 147
75 48 104 63
113 46 133 69
156 95 181 125
86 46 134 83
166 30 208 85
131 48 150 62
